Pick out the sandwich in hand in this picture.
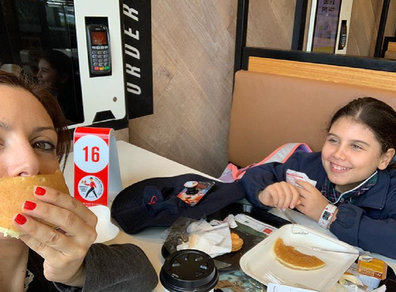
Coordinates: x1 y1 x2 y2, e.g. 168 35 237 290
0 170 69 238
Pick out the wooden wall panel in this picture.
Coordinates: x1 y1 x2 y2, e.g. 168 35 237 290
128 1 237 176
347 0 381 56
246 0 296 50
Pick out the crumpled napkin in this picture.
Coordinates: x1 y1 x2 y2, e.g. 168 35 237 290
210 214 238 229
176 218 233 258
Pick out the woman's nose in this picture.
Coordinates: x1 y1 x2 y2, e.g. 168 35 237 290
6 143 40 177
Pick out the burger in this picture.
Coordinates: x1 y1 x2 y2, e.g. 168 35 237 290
0 170 69 238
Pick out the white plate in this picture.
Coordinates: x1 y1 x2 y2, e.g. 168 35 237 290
89 205 119 243
240 224 359 292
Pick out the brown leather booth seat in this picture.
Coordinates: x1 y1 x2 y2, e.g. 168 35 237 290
228 70 396 168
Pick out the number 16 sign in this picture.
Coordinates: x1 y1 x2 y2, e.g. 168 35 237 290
73 127 122 207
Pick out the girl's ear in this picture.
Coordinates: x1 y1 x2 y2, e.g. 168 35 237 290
378 148 396 170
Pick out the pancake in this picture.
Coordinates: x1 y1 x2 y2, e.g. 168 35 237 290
0 170 69 238
273 237 325 270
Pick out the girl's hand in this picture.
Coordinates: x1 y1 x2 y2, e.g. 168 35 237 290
13 186 98 287
294 180 329 221
258 182 301 210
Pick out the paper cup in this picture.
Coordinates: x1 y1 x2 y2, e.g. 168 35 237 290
160 249 218 292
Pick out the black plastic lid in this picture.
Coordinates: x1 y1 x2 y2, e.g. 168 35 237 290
160 249 219 292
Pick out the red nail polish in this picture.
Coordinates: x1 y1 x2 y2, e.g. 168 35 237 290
23 201 36 210
35 186 46 196
14 214 27 225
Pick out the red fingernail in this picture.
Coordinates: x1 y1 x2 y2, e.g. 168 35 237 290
24 201 37 210
14 214 27 225
35 186 46 196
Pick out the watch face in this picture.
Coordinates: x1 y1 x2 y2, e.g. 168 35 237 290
322 211 331 220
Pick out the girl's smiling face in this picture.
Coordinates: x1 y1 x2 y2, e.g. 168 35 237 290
0 85 60 178
36 59 65 91
321 117 394 193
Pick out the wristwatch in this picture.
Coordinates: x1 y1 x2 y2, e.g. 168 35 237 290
318 204 338 229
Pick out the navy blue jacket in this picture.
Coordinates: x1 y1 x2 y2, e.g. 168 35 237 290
238 151 396 259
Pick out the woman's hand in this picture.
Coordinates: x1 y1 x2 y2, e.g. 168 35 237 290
13 186 98 287
258 182 301 210
294 180 329 221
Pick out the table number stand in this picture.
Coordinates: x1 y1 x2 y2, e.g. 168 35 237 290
73 127 122 207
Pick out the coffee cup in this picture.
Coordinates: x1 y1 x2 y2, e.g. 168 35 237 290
160 249 219 292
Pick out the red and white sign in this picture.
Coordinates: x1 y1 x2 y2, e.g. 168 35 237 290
73 127 121 207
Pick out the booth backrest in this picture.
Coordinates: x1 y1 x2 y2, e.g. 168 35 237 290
228 69 396 168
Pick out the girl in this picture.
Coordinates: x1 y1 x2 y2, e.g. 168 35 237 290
239 97 396 259
36 50 81 123
0 70 158 291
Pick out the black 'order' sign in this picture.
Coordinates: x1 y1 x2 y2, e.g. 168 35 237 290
122 1 153 119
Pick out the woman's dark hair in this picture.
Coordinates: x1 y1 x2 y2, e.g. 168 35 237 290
328 97 396 168
0 70 71 169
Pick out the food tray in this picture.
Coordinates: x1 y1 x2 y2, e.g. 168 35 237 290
240 224 359 292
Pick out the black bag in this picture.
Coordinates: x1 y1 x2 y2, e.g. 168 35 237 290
111 174 245 234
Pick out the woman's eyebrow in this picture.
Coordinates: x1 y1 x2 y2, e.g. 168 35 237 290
0 124 56 135
33 126 57 134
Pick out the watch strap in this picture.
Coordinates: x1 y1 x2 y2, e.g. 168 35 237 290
318 204 338 229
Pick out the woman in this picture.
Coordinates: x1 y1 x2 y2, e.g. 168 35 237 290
0 70 158 291
239 97 396 259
